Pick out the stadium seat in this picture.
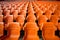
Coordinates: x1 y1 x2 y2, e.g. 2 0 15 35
23 22 39 40
12 10 18 20
3 10 10 16
38 15 48 30
0 22 4 37
0 15 3 22
50 15 59 26
26 14 36 22
42 22 59 40
16 15 25 29
0 10 3 15
4 22 21 40
4 15 13 30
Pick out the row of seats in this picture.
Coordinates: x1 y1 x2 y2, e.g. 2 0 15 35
0 22 60 40
0 1 60 40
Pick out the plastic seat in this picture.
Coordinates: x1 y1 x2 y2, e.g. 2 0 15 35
45 10 52 19
0 10 3 15
3 10 10 16
23 22 39 40
12 10 18 20
16 15 25 29
54 9 60 17
2 5 6 10
34 7 40 13
42 22 59 40
4 22 21 40
17 7 21 13
57 23 60 30
36 9 43 19
10 7 15 13
0 15 3 22
38 15 48 30
0 22 4 37
8 5 11 10
26 14 36 22
49 5 57 13
44 4 51 10
4 15 13 30
40 6 47 13
28 10 35 15
4 15 13 24
19 10 26 17
50 15 59 26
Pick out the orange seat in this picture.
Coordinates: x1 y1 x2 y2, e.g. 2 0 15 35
44 4 51 10
40 6 47 13
16 15 25 29
49 5 57 13
0 15 3 22
0 22 4 37
38 15 48 30
12 10 18 20
42 22 59 40
4 22 21 40
17 7 21 13
8 5 11 10
2 5 6 10
4 15 13 24
36 9 43 19
50 15 59 26
19 10 26 17
28 4 35 15
54 9 60 17
23 22 39 40
45 10 52 19
26 14 36 22
57 23 60 30
34 7 40 13
4 10 10 16
0 10 3 15
28 7 35 15
10 7 15 13
4 15 13 30
28 10 35 15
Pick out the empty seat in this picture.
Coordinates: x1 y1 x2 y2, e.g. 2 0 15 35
12 10 18 20
45 10 52 19
16 15 25 29
10 7 15 13
40 6 47 13
0 22 4 37
0 15 3 22
4 22 21 40
54 9 60 17
0 10 3 15
19 10 26 17
49 5 57 13
23 22 39 40
50 15 59 26
4 10 10 16
42 22 59 40
38 15 48 30
26 14 36 22
57 23 60 30
4 15 13 30
4 15 13 24
28 10 35 15
36 9 43 19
